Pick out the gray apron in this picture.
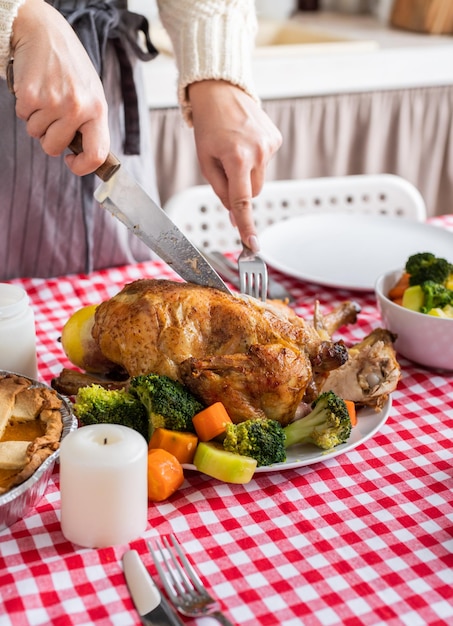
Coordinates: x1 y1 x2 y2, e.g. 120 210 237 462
0 0 159 279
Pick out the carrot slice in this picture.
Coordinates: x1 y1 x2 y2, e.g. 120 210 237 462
192 402 233 441
388 272 410 302
147 448 184 502
148 428 198 465
344 400 357 427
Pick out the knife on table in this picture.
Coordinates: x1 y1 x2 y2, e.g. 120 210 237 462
123 550 184 626
68 133 231 293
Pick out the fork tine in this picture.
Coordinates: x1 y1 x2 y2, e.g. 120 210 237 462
254 272 267 300
149 535 235 626
239 270 246 295
161 537 189 596
168 534 208 596
240 272 255 297
237 244 268 301
149 539 179 602
150 535 209 599
163 535 195 596
242 269 268 301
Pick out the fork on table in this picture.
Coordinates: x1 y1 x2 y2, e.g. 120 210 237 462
237 243 268 302
149 534 235 626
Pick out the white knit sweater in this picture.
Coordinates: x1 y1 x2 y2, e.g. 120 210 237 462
0 0 258 119
156 0 258 123
0 0 25 76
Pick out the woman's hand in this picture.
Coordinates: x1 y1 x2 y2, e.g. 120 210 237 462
188 80 282 251
10 0 110 175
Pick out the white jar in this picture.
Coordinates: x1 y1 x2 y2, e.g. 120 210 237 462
0 284 38 379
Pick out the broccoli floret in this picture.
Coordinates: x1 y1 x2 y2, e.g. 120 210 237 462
129 374 204 436
283 391 351 451
420 280 453 314
74 384 149 440
405 252 453 286
223 417 286 467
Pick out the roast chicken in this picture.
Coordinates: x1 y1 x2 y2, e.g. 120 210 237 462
91 279 349 425
312 301 400 409
54 278 400 424
321 328 400 410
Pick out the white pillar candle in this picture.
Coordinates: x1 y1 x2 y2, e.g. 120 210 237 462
60 424 148 548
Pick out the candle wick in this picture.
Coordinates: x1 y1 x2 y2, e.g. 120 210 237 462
103 437 108 445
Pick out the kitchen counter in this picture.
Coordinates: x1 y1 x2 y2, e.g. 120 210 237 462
141 12 453 108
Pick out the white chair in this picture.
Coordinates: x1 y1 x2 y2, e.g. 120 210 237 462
164 174 427 253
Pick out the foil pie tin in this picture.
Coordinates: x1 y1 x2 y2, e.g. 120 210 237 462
0 371 77 531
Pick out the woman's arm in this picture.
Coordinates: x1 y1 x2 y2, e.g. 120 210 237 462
188 79 282 251
2 0 110 175
157 0 282 251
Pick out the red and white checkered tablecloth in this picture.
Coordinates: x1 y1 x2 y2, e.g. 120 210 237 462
1 217 453 626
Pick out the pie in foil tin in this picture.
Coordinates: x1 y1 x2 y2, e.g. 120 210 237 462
0 371 77 531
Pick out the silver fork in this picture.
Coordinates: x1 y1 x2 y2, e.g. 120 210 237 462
237 243 268 301
149 534 234 626
205 251 294 302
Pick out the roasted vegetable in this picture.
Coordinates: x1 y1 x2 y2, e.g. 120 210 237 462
192 402 233 441
147 448 184 501
389 253 453 318
148 428 198 465
223 417 286 467
129 374 204 436
74 384 148 440
193 442 257 484
419 280 453 314
284 390 352 451
406 252 453 287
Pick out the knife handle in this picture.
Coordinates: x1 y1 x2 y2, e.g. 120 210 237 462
68 131 120 182
6 61 120 183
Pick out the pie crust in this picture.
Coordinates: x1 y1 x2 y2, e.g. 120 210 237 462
0 374 63 495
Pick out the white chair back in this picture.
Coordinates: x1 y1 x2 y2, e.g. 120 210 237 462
164 174 427 252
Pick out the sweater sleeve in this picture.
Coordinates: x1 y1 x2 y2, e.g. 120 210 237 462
0 0 25 77
156 0 259 125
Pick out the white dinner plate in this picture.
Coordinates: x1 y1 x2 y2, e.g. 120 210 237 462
184 397 391 474
259 214 453 291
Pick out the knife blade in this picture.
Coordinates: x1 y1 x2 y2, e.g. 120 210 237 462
123 550 183 626
68 133 231 294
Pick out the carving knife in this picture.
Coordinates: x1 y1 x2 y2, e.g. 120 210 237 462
5 61 230 293
70 134 231 293
123 549 184 625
